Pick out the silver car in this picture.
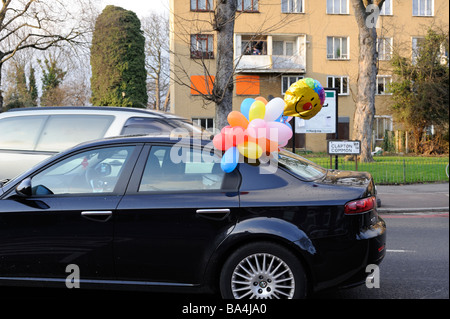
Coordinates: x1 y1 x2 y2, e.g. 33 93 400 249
0 106 206 181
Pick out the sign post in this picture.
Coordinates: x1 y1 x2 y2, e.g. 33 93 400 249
327 140 361 170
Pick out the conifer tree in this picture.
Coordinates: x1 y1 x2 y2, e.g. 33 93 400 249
90 5 148 107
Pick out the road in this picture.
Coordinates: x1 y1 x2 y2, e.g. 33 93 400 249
313 212 449 299
2 212 448 300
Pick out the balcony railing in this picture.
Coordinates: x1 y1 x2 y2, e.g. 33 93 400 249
235 54 306 73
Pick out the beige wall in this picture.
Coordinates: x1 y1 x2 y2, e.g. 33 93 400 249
170 0 449 152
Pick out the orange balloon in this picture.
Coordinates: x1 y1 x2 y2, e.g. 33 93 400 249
227 111 249 129
255 96 268 105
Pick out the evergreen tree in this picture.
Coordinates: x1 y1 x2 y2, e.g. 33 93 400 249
38 55 67 106
28 66 38 106
90 5 148 108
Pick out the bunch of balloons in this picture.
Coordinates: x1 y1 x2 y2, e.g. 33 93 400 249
213 97 293 173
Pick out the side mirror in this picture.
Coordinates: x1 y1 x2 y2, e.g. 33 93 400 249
16 178 32 197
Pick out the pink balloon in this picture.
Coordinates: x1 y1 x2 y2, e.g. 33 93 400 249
266 122 293 143
222 126 247 148
247 119 267 139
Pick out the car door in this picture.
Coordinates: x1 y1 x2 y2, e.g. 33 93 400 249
114 143 241 285
0 144 141 283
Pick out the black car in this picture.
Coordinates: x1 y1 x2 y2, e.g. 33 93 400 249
0 135 386 299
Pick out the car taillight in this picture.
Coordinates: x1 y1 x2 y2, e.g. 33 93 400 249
344 196 376 215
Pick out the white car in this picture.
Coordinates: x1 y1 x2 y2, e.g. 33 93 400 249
0 106 206 181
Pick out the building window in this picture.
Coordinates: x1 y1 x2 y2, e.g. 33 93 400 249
190 34 214 59
376 76 392 95
327 76 349 95
192 118 215 132
326 0 348 14
241 36 267 55
237 0 259 12
377 37 393 61
273 40 295 56
413 0 433 16
282 0 304 13
282 75 304 94
327 36 349 60
380 0 392 15
191 0 213 11
412 37 425 63
374 116 393 140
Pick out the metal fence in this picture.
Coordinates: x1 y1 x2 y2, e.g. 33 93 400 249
306 155 449 185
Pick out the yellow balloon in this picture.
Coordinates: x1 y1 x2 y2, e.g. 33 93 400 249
237 141 263 160
249 101 266 121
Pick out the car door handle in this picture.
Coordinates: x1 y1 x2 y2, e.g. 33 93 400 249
81 211 112 222
196 209 230 221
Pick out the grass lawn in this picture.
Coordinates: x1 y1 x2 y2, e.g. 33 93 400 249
302 154 449 185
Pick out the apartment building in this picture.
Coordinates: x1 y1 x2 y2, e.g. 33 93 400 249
169 0 449 152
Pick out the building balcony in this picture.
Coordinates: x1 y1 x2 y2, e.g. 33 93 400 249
235 54 306 73
234 34 306 74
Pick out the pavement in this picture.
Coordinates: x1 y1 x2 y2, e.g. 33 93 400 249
376 182 449 214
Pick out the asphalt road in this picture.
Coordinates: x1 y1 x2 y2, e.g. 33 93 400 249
313 212 449 299
2 212 448 301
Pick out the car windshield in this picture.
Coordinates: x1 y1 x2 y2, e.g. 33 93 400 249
277 150 327 181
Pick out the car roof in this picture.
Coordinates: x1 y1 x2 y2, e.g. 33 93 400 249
2 106 183 120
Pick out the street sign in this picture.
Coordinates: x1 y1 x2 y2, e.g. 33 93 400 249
327 140 361 155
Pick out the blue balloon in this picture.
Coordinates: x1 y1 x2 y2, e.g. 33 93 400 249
221 147 239 173
240 98 255 120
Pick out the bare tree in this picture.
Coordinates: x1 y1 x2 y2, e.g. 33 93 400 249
142 12 170 111
0 0 94 111
212 0 237 129
350 0 385 162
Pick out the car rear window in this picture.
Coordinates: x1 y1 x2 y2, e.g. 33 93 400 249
278 150 326 181
121 117 175 135
121 117 208 136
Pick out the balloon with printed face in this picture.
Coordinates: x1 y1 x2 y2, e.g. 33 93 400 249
283 78 325 120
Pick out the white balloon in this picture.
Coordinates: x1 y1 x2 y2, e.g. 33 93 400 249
264 97 285 122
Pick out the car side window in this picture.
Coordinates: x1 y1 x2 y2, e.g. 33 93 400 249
36 115 114 152
31 146 135 195
0 116 47 151
139 145 225 192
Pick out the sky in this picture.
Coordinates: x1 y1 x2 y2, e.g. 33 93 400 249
100 0 169 17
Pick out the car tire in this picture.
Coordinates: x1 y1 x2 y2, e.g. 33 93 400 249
220 241 307 299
